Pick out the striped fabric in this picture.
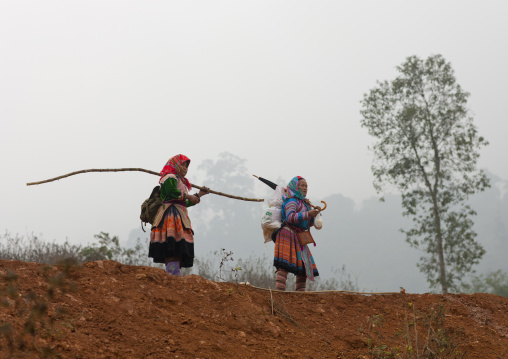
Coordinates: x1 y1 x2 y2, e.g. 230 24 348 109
295 274 307 292
151 207 194 245
276 268 288 291
273 227 319 279
273 177 319 291
149 206 195 267
151 174 194 242
150 157 195 268
282 199 312 229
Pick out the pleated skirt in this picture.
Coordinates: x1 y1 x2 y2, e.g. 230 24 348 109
149 205 194 267
273 227 319 277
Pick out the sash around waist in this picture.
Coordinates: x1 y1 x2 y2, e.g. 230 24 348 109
284 222 308 233
163 200 186 206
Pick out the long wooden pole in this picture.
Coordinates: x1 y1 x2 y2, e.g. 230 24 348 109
26 168 264 202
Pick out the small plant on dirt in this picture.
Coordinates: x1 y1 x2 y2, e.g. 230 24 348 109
218 248 234 281
363 314 401 358
416 304 468 358
403 302 419 357
231 266 242 284
0 265 77 358
216 249 244 295
229 265 244 295
267 296 298 327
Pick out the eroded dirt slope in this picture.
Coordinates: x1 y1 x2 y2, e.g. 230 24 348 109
1 259 508 358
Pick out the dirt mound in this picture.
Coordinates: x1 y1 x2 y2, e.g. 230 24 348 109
1 259 508 358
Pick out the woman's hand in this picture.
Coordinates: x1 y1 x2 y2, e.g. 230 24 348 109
308 209 320 218
187 194 200 205
198 186 210 197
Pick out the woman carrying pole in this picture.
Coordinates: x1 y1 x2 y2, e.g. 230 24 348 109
149 154 209 275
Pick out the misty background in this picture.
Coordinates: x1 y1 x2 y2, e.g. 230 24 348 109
126 153 508 293
1 1 507 293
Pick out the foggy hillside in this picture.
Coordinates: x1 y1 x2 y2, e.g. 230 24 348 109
128 155 508 294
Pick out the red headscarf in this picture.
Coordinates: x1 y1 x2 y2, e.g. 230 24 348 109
159 154 192 190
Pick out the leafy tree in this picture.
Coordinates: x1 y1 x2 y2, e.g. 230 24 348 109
360 54 490 293
192 152 260 253
197 152 256 217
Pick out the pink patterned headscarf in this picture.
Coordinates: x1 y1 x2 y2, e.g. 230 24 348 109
159 154 192 190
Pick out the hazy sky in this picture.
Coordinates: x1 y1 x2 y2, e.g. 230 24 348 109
1 1 507 247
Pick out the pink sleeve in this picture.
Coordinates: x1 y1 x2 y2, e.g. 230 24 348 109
284 199 309 223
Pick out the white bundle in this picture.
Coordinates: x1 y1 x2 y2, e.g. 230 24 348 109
314 212 323 230
260 186 285 243
261 206 282 228
261 206 282 243
267 186 285 207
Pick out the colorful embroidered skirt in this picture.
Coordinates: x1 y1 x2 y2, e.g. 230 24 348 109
149 205 194 267
273 227 319 278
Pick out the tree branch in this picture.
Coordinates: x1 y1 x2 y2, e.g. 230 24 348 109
26 168 264 202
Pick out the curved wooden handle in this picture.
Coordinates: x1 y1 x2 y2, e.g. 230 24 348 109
310 200 327 211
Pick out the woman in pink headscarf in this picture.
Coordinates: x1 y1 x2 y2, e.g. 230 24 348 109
149 154 209 275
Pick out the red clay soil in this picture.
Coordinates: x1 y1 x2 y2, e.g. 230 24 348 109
1 259 508 359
